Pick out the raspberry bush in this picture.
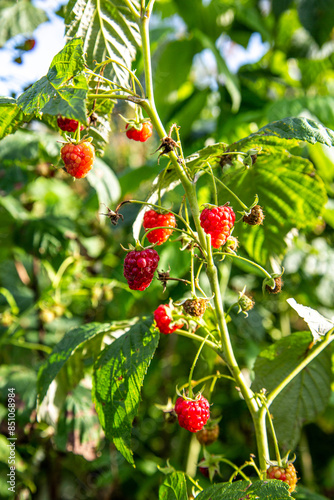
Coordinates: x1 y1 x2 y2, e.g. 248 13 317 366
1 0 334 498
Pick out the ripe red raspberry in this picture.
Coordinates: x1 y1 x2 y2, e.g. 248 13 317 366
60 141 95 179
123 248 159 291
200 205 235 249
266 463 298 493
57 116 84 133
143 210 176 245
126 122 153 142
175 395 210 433
196 424 219 445
154 304 182 334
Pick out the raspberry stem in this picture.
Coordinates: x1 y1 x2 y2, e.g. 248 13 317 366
213 176 248 210
187 334 211 399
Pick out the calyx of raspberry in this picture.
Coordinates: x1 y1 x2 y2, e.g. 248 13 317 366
263 270 284 295
198 449 224 482
237 286 255 316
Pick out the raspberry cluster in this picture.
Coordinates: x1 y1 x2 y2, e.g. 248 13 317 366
266 463 298 493
143 210 176 245
154 304 182 334
174 395 210 433
123 249 160 291
200 205 235 248
126 122 153 142
61 142 95 179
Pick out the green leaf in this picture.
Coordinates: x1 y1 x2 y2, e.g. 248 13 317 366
86 157 121 206
158 471 188 500
252 117 334 148
224 148 326 264
252 332 332 449
65 0 141 88
195 31 241 112
0 0 48 46
92 317 159 464
298 0 334 46
17 38 88 123
266 96 334 129
55 383 103 461
196 479 291 500
154 38 200 112
37 322 112 404
293 485 331 500
0 97 34 140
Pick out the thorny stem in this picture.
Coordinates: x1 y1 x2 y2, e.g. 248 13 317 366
137 2 271 477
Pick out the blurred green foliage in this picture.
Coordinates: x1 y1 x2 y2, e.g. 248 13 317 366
0 0 334 499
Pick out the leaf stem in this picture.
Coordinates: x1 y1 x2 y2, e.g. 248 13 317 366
217 252 272 279
267 330 334 406
214 176 248 210
174 329 219 353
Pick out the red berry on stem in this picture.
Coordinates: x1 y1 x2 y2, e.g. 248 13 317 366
126 122 153 142
123 249 160 291
154 304 182 335
266 463 298 493
60 141 95 179
174 395 210 433
143 210 176 245
57 116 84 133
200 205 235 249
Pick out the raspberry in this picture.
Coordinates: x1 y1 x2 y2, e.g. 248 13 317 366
143 210 176 245
154 304 182 334
238 290 254 313
200 205 235 249
60 141 95 179
243 205 265 226
123 248 159 291
57 116 84 133
126 122 153 142
266 463 298 493
198 459 210 478
196 424 219 445
266 276 283 294
175 395 210 433
182 298 207 318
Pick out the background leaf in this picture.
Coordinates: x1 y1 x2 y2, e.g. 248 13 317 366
0 97 33 140
37 322 112 403
86 157 121 206
252 332 333 450
65 0 141 87
92 317 159 464
196 479 291 500
0 0 48 46
158 472 188 500
17 38 88 123
55 383 103 461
